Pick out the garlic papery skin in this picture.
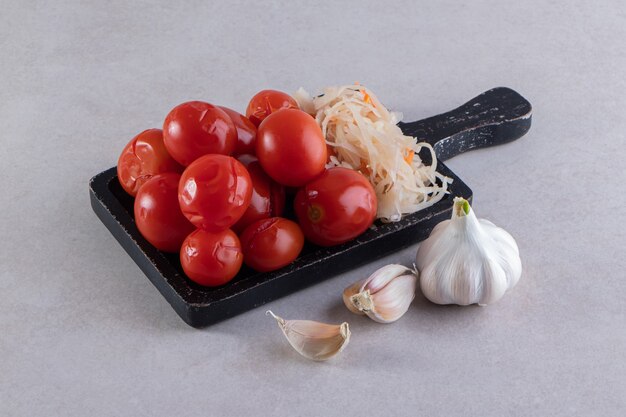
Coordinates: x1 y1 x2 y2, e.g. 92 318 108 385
266 311 350 361
343 264 417 323
415 197 522 306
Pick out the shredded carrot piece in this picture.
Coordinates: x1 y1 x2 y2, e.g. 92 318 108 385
362 90 372 105
353 82 372 104
404 149 415 164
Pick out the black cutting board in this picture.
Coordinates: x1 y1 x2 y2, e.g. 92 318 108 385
89 87 532 328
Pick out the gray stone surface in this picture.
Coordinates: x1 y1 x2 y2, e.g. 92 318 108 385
1 1 624 415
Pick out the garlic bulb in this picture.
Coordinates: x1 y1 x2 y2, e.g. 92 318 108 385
266 311 350 361
343 264 417 323
415 197 522 306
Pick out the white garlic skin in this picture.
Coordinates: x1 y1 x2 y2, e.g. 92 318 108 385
415 198 522 306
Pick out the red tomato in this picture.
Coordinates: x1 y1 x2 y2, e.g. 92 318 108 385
218 106 257 156
117 128 183 196
256 109 327 187
178 154 252 231
134 173 195 252
294 167 377 246
180 228 243 286
163 101 236 166
240 217 304 272
245 90 299 127
232 155 285 233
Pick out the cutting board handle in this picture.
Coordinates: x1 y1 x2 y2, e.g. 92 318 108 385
398 87 532 162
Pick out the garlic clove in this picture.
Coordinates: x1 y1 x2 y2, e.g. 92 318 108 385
266 311 350 361
350 274 417 323
343 264 417 323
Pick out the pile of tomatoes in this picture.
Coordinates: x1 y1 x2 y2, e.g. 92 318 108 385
117 89 377 287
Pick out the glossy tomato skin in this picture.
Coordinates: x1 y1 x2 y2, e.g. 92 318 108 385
180 228 243 286
240 217 304 272
218 106 257 156
256 109 327 187
232 155 285 233
163 101 236 166
117 128 183 196
178 154 252 231
134 173 195 252
245 89 299 127
294 167 377 247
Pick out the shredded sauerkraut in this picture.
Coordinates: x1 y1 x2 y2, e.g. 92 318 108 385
294 85 451 222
